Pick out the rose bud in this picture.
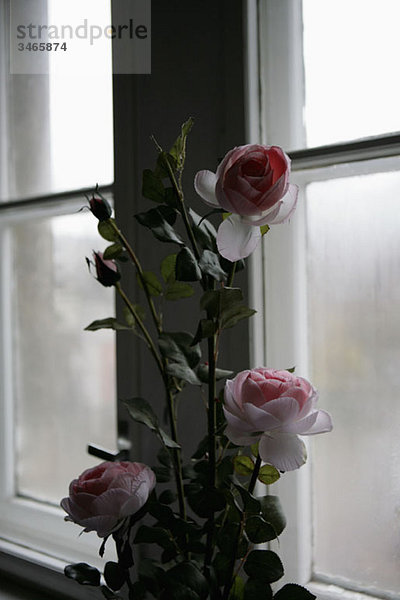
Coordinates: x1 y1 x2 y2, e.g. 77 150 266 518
60 461 156 538
89 194 112 221
93 251 121 287
223 368 332 472
194 144 298 261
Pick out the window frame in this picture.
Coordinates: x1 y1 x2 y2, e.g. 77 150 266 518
256 2 400 599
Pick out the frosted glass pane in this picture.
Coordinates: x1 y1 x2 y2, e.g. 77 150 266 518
2 0 113 202
303 0 400 147
13 210 117 505
307 172 400 595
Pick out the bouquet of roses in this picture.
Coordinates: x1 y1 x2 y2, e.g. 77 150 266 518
61 120 332 600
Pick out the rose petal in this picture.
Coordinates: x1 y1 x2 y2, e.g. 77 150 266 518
217 214 261 261
194 170 220 207
255 396 300 424
259 432 307 471
242 402 281 431
296 409 333 435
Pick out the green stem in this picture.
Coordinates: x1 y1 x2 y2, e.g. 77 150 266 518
163 155 201 262
116 283 164 379
109 220 162 334
226 261 237 288
165 384 187 531
204 322 218 572
222 455 262 599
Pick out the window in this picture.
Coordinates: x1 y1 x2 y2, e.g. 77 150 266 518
0 0 116 573
257 1 400 598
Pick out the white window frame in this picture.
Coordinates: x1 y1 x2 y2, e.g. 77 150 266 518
250 2 400 599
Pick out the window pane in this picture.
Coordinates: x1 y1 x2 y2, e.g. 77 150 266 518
3 0 113 201
303 0 400 147
307 172 400 595
13 210 117 505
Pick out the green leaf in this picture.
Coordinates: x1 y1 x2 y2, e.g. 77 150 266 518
124 397 158 430
250 442 259 457
164 560 208 600
258 495 286 536
138 559 165 597
100 586 121 600
155 151 178 179
257 464 280 485
244 579 272 600
169 117 194 169
189 208 217 251
104 561 126 592
153 465 171 483
98 219 119 242
85 317 131 331
159 489 176 505
142 168 165 203
161 253 177 283
158 427 181 448
245 515 277 544
123 304 145 327
244 550 284 583
234 484 261 515
274 584 316 600
229 576 245 600
286 366 296 373
233 455 254 476
186 485 226 518
199 250 227 281
260 224 270 236
103 242 124 260
192 319 217 345
200 287 243 319
196 363 233 384
135 206 183 245
165 281 194 300
137 270 163 296
164 186 180 208
158 332 201 369
221 304 257 330
159 331 202 385
134 525 171 546
64 563 101 586
176 246 202 281
217 522 247 557
157 446 172 467
166 362 202 386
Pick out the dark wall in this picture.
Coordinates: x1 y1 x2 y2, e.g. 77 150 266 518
113 0 249 464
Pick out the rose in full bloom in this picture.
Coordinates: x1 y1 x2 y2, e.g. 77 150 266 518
194 144 298 261
60 461 156 537
223 368 332 471
92 251 121 287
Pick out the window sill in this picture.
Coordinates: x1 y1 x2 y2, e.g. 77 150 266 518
0 540 99 600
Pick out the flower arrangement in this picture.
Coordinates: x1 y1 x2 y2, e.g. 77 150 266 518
61 119 332 600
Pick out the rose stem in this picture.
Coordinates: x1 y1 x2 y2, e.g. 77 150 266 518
111 223 187 526
109 220 161 334
204 296 219 573
226 261 236 288
221 454 262 599
115 283 164 378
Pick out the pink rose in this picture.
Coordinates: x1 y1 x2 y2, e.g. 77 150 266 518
223 368 332 472
194 144 298 261
60 461 156 537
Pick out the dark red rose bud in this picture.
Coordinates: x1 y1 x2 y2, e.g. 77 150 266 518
89 195 112 221
93 251 121 287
